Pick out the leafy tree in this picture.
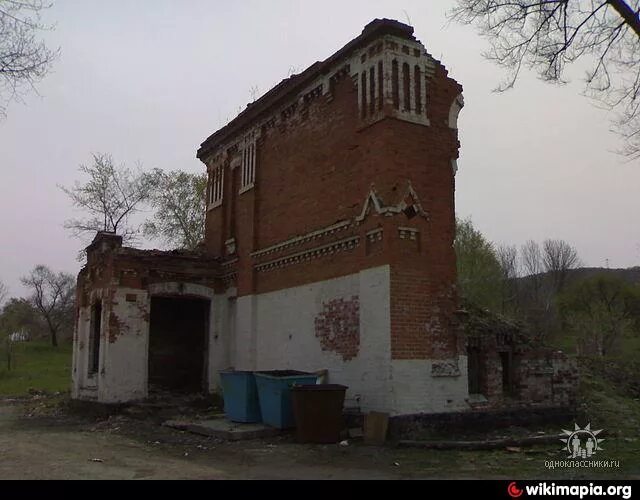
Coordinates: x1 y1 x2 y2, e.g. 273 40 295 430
450 0 640 158
0 0 58 118
559 274 640 356
455 217 503 311
0 297 44 338
143 169 207 250
21 265 75 347
60 153 153 244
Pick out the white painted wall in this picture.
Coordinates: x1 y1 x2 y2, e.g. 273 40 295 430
235 265 470 415
390 357 469 415
97 288 150 402
208 290 237 391
73 287 150 403
72 300 95 400
250 265 393 413
73 282 222 403
72 274 470 415
235 294 257 371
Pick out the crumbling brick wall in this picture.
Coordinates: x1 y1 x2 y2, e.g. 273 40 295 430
72 232 222 403
463 304 579 409
516 350 579 407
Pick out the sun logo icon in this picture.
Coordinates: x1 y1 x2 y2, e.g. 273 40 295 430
560 423 604 459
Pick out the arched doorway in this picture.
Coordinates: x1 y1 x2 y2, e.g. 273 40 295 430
147 283 215 395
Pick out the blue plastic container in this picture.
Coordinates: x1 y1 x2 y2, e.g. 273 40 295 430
254 371 318 429
219 371 262 423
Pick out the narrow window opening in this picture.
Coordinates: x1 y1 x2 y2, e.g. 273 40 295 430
369 66 376 115
500 351 513 396
249 144 254 184
242 149 247 187
240 139 257 190
392 60 399 110
403 63 411 112
209 166 224 206
229 165 239 239
414 65 422 114
425 81 431 112
361 72 367 118
377 61 384 110
89 301 102 376
467 345 481 395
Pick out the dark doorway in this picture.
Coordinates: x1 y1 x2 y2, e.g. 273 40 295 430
500 351 513 396
148 296 210 393
467 345 481 395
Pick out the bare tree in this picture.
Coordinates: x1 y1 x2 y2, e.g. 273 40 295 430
497 244 520 314
60 153 153 244
519 239 548 334
21 265 74 347
143 169 207 251
0 0 58 118
497 245 520 279
542 239 582 293
450 1 640 159
521 240 543 275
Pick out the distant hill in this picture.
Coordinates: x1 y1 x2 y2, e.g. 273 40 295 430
567 267 640 284
517 267 640 285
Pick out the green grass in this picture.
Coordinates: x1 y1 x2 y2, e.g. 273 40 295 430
392 369 640 478
548 326 640 362
0 341 72 397
0 338 637 478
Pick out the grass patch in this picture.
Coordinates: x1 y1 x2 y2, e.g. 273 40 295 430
0 341 72 397
392 361 640 479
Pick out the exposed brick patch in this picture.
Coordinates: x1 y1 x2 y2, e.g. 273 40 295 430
431 360 461 377
314 296 360 361
108 312 124 344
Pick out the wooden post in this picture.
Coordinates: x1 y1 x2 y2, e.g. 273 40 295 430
6 338 12 371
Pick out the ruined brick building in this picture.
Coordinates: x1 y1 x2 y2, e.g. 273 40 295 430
72 19 576 416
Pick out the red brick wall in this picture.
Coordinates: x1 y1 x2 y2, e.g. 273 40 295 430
203 54 462 361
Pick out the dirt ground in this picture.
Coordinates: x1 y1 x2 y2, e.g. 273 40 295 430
0 396 417 480
2 394 637 480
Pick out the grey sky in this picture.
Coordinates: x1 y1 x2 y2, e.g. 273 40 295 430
1 0 639 298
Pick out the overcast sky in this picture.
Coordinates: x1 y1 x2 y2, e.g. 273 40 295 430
1 0 639 298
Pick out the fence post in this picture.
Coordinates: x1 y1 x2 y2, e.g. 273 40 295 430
5 337 13 371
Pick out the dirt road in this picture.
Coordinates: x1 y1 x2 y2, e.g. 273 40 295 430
2 394 638 480
0 399 406 480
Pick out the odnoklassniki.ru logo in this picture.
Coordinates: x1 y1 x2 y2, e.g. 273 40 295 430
545 423 620 470
507 482 632 500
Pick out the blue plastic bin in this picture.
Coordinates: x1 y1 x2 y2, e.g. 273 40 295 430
254 371 318 429
219 370 262 423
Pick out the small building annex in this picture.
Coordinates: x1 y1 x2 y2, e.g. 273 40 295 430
71 19 577 417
